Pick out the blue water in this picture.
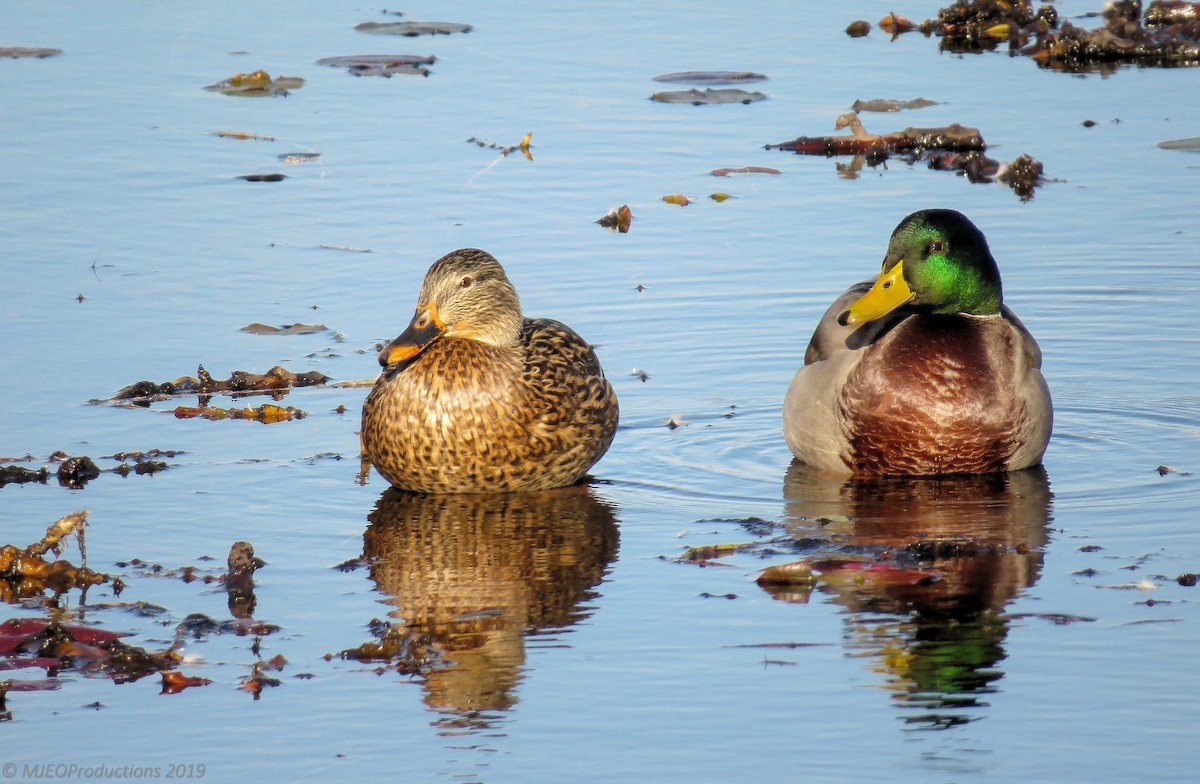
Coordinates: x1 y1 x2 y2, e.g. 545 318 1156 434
2 1 1199 781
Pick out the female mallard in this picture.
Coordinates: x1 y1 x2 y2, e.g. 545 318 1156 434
361 248 618 493
783 209 1052 476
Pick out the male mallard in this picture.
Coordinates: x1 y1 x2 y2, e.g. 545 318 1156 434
783 209 1052 476
361 248 619 493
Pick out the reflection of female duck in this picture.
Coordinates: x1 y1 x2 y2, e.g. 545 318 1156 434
779 465 1053 726
783 209 1052 476
359 486 619 720
361 249 619 493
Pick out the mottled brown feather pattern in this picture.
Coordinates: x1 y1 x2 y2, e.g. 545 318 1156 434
838 315 1024 475
361 317 618 493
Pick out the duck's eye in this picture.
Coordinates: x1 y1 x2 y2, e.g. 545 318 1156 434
415 316 430 329
459 276 473 288
928 240 946 255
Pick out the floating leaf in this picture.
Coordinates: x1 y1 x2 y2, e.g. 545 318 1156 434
845 20 872 37
355 20 472 36
651 70 768 84
710 166 780 176
878 12 915 34
757 561 817 586
239 322 328 335
316 54 436 77
661 194 692 206
984 22 1011 39
651 87 766 105
161 670 212 694
203 70 304 97
850 97 939 113
597 204 633 233
709 192 735 202
0 47 62 59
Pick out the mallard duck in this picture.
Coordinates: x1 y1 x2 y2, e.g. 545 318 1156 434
361 248 619 493
783 209 1052 476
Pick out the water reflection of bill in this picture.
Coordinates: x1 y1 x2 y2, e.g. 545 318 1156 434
352 485 619 732
779 464 1053 728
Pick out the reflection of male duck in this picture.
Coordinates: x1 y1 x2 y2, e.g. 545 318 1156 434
357 486 619 727
780 465 1053 727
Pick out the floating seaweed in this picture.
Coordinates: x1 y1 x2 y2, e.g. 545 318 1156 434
767 112 1045 200
316 54 436 77
239 322 329 335
466 132 533 160
110 365 330 404
213 131 276 141
709 166 781 176
651 70 768 84
850 97 940 112
0 47 62 59
355 20 472 36
650 87 767 105
238 173 286 182
203 70 304 96
0 511 119 601
279 152 321 163
596 204 633 233
860 0 1200 74
173 403 306 424
0 452 176 489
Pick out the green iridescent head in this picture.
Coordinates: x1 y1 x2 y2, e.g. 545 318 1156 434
843 209 1003 325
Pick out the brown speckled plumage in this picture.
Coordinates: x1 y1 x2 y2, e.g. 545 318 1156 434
361 249 618 493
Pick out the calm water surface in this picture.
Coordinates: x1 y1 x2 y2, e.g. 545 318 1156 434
2 1 1199 782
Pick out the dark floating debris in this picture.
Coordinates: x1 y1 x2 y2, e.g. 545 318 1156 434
203 70 304 96
651 70 768 84
238 173 286 182
0 47 63 59
846 20 872 37
597 204 633 233
650 87 767 105
226 541 265 620
111 365 330 404
355 20 472 36
851 97 940 112
863 0 1200 74
316 54 436 77
767 112 1046 200
0 451 177 489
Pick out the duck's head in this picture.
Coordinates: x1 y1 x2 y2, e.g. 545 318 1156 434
379 248 523 369
839 209 1003 326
